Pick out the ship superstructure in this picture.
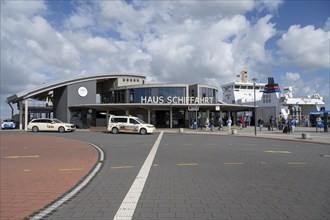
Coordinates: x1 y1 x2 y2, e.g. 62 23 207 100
221 70 325 123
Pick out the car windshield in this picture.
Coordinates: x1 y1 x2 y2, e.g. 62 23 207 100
135 118 147 124
52 119 63 123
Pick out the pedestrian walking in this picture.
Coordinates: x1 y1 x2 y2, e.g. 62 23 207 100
218 117 224 132
290 118 297 133
258 118 264 131
205 117 210 131
209 117 214 132
227 117 232 130
269 116 274 131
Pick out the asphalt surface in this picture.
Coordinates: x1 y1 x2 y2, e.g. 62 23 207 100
1 127 329 220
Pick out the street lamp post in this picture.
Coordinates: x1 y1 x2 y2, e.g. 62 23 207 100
252 78 257 136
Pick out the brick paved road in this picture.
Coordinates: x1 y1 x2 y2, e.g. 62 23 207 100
0 133 99 220
41 131 329 220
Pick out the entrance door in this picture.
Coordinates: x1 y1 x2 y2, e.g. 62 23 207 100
156 111 170 128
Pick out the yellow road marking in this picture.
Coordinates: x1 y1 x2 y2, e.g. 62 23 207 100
59 168 83 171
177 163 198 166
287 162 307 165
23 169 30 172
153 164 159 167
264 151 291 154
111 166 133 169
3 155 40 159
224 162 245 165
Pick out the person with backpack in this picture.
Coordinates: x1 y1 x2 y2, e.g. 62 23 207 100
258 118 264 131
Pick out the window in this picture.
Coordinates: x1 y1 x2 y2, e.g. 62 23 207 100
263 93 271 103
129 118 139 124
123 79 125 82
111 118 127 123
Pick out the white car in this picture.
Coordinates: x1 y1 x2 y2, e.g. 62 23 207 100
107 115 155 135
27 118 76 133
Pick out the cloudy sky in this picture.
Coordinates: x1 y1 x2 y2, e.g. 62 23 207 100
1 0 329 118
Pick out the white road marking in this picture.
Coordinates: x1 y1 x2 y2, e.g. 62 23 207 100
113 131 164 220
28 142 104 220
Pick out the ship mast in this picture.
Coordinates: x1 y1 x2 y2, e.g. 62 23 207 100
241 70 247 83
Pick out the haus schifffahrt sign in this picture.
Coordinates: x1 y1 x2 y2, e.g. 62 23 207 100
140 96 214 104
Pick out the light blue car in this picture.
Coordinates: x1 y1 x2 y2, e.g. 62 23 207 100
1 119 16 129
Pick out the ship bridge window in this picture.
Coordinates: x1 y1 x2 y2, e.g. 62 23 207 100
241 86 247 89
255 86 260 90
248 86 253 89
263 93 271 103
234 85 240 89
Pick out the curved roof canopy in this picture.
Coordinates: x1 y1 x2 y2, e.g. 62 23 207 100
6 73 146 104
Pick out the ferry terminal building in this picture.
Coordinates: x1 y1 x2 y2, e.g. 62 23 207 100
6 74 254 130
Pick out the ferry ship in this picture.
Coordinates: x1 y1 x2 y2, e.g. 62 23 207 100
221 70 325 124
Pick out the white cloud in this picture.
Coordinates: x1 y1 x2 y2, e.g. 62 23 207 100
324 17 330 31
1 0 47 19
284 72 301 81
277 24 330 71
2 0 327 118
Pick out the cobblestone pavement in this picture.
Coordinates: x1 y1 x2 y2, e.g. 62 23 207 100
0 128 329 220
0 133 99 220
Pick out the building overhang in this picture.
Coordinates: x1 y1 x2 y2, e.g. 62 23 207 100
6 73 146 104
69 103 255 112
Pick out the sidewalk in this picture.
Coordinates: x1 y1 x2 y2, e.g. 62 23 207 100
157 126 330 144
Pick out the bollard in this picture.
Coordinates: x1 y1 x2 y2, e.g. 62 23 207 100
302 133 310 139
231 129 238 135
179 128 184 133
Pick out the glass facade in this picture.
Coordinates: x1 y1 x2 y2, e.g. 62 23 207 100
199 86 218 103
126 87 186 103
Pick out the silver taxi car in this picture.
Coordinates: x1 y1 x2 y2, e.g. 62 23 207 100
27 118 76 133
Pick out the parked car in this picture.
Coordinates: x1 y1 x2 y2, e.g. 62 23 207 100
1 119 16 129
107 115 155 135
27 118 76 133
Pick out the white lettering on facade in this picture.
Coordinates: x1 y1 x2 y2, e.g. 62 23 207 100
140 96 215 104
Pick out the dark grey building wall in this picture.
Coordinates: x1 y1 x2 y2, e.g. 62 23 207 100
53 86 68 122
67 80 96 122
53 80 96 123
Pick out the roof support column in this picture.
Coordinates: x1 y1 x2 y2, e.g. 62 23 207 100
24 100 28 130
147 109 151 124
170 106 173 129
106 110 110 127
233 112 237 126
19 101 23 130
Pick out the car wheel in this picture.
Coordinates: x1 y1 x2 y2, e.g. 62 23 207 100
112 127 119 134
140 128 147 135
58 126 65 133
32 126 39 132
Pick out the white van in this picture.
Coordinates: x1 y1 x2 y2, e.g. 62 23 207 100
107 115 155 135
